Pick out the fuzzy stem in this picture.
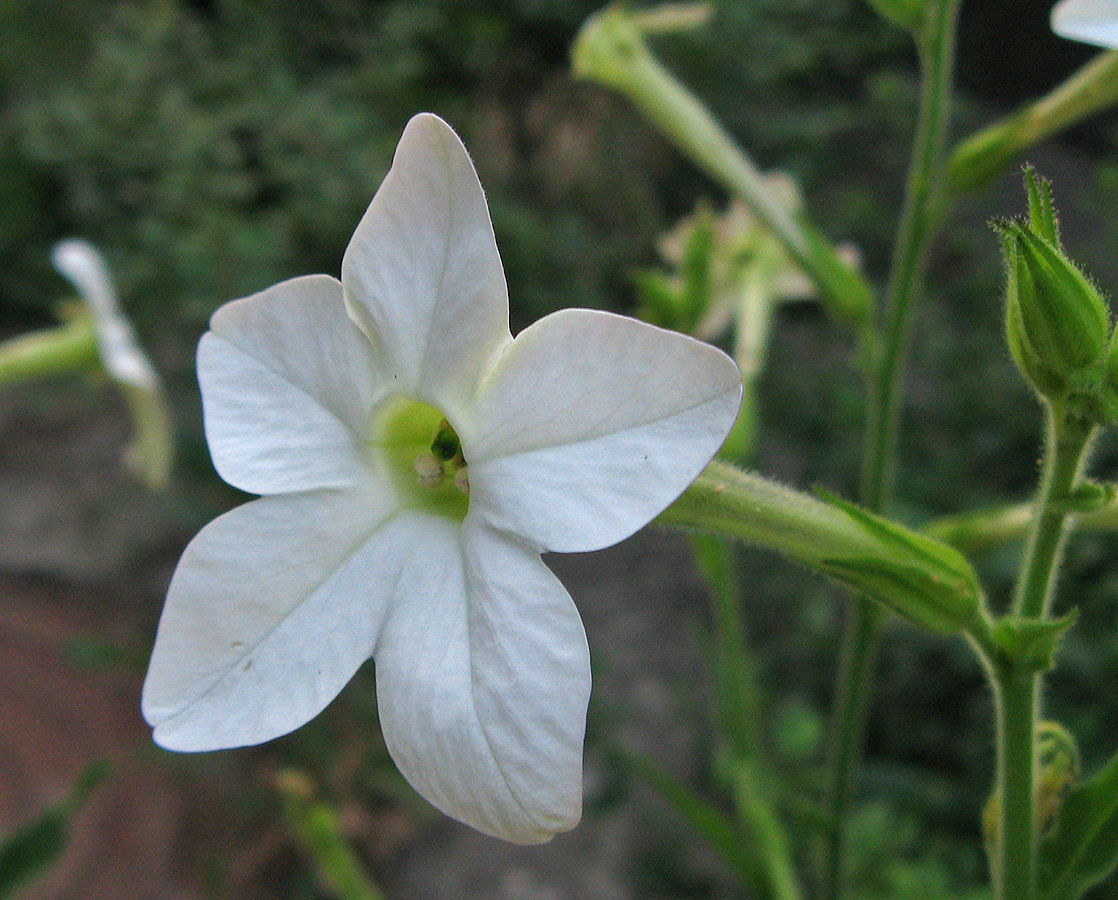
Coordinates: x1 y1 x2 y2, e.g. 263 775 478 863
1013 410 1094 619
949 50 1118 194
993 666 1041 900
824 3 961 897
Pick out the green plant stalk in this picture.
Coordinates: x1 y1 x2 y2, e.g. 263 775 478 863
0 318 99 384
949 51 1118 194
729 758 805 900
993 667 1041 900
825 2 961 897
1013 410 1094 620
692 533 762 759
987 411 1092 900
276 770 387 900
926 491 1118 555
571 8 873 325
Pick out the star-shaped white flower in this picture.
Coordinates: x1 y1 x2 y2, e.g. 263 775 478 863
1052 0 1118 47
142 113 741 843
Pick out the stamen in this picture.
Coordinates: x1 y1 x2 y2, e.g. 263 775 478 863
415 452 445 488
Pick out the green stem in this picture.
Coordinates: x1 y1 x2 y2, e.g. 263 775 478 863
0 318 99 384
825 3 961 897
926 488 1118 555
861 0 961 512
993 667 1040 900
1013 411 1094 619
949 50 1118 194
987 410 1092 900
821 601 885 900
729 757 805 900
571 7 873 325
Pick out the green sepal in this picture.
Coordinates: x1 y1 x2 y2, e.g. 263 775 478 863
1058 481 1117 515
678 207 716 332
991 610 1077 673
999 222 1109 377
815 489 983 634
1038 747 1118 900
1025 167 1061 247
1006 278 1068 400
1096 326 1118 423
634 269 684 330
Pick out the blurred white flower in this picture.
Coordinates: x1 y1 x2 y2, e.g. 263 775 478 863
1052 0 1118 47
52 240 160 391
51 239 172 488
142 113 741 842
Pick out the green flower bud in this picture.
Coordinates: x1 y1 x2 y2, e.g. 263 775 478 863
1097 326 1118 422
1001 222 1109 378
1006 282 1067 399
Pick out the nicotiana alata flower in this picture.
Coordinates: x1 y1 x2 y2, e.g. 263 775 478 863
51 239 173 489
142 113 742 843
1052 0 1118 47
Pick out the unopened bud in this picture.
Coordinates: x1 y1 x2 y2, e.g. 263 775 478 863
1000 222 1109 378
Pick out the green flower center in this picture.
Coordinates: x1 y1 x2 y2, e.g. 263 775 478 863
369 396 469 521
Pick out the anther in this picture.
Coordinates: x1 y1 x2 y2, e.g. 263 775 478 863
415 452 445 488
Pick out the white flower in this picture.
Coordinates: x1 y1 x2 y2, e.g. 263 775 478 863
1052 0 1118 47
51 239 160 392
51 239 173 489
141 113 741 843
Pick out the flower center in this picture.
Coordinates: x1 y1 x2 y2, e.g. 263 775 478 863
369 397 469 521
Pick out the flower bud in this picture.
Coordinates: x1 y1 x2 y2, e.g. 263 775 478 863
1000 222 1109 379
1006 283 1067 399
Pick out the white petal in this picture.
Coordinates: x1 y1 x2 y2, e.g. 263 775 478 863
373 519 590 844
142 484 410 751
340 113 511 410
465 309 742 553
1052 0 1118 46
200 274 383 495
51 238 161 391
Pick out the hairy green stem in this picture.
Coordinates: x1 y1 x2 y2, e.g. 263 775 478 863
926 489 1118 555
993 667 1041 900
986 410 1093 900
949 50 1118 194
825 3 961 897
1013 411 1094 619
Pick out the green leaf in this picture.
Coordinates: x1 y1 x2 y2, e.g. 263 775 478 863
1039 748 1118 900
0 760 108 898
